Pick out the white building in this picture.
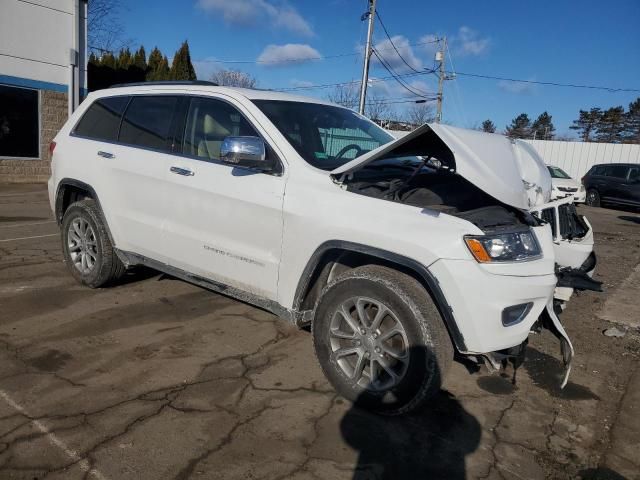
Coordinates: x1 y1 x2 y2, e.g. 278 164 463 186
0 0 87 182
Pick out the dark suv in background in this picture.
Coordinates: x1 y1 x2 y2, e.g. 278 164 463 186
583 163 640 209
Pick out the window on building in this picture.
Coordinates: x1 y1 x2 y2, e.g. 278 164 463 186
119 96 178 151
0 85 39 158
74 96 129 142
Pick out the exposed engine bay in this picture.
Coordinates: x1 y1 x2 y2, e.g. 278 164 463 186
340 159 537 232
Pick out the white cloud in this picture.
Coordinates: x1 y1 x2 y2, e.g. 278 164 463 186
497 79 536 94
257 44 321 66
196 0 313 37
372 35 422 72
453 26 490 56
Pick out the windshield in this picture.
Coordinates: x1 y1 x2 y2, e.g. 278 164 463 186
547 166 571 179
253 100 394 170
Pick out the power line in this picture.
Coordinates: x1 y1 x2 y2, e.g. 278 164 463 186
449 71 640 93
374 10 423 74
372 48 435 99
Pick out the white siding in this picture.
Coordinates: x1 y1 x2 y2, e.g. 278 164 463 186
523 140 640 179
0 0 87 90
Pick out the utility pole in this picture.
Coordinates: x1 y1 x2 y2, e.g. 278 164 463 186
358 0 376 115
435 36 446 123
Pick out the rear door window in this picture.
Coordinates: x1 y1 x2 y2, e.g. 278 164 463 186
73 96 129 141
119 96 179 151
609 166 628 178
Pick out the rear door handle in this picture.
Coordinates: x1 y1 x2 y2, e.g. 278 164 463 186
97 150 115 159
170 166 194 177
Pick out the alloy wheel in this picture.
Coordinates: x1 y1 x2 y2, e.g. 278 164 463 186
67 217 98 274
329 296 409 391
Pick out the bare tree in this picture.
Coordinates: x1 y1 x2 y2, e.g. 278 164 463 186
366 95 394 123
405 102 435 127
88 0 129 52
210 69 258 88
327 84 359 109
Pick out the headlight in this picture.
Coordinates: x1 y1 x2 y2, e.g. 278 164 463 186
464 230 542 263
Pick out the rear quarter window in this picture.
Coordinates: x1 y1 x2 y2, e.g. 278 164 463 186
73 96 129 141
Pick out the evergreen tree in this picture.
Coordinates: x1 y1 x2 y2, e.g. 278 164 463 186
170 41 197 81
100 52 117 69
88 52 99 65
481 119 496 133
594 106 626 143
505 113 532 139
531 112 555 140
146 47 169 81
569 108 602 142
133 46 147 71
623 98 640 144
117 47 133 69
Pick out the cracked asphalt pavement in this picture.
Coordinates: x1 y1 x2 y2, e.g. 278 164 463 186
1 184 639 480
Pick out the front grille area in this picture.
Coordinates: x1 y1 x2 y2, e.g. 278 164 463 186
558 204 588 239
558 186 578 193
540 208 557 237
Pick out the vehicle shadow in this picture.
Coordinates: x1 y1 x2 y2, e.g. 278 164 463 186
618 215 640 224
340 346 481 480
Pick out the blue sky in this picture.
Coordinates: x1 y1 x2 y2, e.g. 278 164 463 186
118 0 640 136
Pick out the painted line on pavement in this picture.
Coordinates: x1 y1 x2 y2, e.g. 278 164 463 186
0 220 56 229
0 390 108 480
0 233 58 243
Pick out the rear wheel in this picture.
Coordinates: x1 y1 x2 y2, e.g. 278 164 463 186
312 265 453 415
61 199 125 288
586 189 600 207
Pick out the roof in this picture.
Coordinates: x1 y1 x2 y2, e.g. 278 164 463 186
98 83 336 106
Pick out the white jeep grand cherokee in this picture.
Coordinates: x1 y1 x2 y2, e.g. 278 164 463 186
48 81 599 415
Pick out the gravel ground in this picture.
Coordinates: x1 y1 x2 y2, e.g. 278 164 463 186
0 184 639 480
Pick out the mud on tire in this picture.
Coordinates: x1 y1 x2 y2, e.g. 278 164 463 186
312 265 453 415
61 199 125 288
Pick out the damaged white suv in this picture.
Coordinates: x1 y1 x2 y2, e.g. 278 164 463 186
48 82 599 415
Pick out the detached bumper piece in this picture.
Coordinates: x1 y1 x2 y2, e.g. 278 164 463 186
556 267 603 291
556 252 603 292
541 303 574 389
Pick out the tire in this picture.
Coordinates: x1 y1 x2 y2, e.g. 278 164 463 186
586 189 600 207
61 199 125 288
312 265 453 415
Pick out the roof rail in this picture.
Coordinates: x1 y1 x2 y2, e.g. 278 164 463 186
109 80 219 88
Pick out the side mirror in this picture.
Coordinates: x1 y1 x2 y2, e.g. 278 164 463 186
220 136 269 170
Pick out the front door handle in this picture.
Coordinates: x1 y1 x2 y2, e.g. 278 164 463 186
97 150 115 159
170 166 195 177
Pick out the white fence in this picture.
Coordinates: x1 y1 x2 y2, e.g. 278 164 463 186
523 140 640 179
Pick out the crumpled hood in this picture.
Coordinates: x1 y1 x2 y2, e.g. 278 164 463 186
331 123 552 210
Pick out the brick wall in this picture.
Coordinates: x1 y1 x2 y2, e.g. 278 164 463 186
0 90 68 183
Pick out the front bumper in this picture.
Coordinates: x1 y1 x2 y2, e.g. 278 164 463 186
428 258 556 354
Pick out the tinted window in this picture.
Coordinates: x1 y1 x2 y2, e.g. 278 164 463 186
604 165 628 178
182 97 258 160
74 96 129 141
0 84 39 158
592 166 606 175
629 167 639 181
119 96 178 151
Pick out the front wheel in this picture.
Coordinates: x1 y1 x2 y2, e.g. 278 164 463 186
586 189 601 207
312 265 453 415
